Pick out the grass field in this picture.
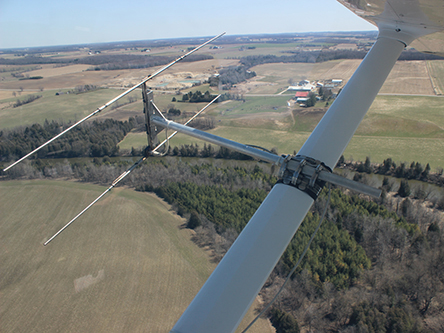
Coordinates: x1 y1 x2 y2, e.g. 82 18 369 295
344 135 444 169
214 95 292 116
0 88 140 129
0 180 272 333
359 95 444 137
117 92 444 169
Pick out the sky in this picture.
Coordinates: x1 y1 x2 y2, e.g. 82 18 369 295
0 0 376 49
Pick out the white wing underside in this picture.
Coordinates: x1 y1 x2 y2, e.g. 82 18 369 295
338 0 444 55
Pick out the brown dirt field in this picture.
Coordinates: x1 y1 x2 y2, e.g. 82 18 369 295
252 61 351 82
427 60 444 95
242 60 361 94
168 58 239 72
26 64 91 78
74 269 105 293
0 59 238 91
246 60 437 96
234 78 280 95
380 60 434 95
331 43 358 50
0 70 131 90
319 59 361 81
231 61 343 94
142 59 239 90
0 90 38 100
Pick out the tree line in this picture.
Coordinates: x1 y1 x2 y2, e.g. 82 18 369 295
13 94 42 108
0 118 135 161
0 54 213 71
341 156 443 188
239 49 444 68
209 66 257 89
180 90 215 103
0 118 271 165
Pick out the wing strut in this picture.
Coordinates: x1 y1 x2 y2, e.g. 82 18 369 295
171 32 407 333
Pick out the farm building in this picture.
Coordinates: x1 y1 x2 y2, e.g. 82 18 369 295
288 83 315 92
324 79 343 88
295 91 310 102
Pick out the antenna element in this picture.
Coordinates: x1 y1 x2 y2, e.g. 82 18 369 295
3 32 225 172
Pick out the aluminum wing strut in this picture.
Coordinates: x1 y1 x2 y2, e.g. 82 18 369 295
170 1 444 332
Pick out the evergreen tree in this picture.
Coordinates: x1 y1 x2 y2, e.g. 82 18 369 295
187 211 201 229
398 179 411 197
270 308 300 333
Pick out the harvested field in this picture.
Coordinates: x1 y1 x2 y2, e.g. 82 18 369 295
380 60 434 95
242 60 360 94
0 69 133 90
0 59 237 91
245 60 438 96
366 95 444 130
25 64 91 78
427 60 444 95
0 90 38 100
0 180 272 333
330 43 358 50
319 59 361 81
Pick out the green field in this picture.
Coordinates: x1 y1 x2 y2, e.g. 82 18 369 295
214 95 291 116
0 85 221 130
0 89 139 130
118 93 444 169
0 180 272 333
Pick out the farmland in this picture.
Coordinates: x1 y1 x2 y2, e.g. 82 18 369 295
0 180 272 333
117 92 444 169
1 32 444 332
2 34 444 174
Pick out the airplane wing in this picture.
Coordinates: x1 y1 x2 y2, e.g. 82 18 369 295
338 0 444 56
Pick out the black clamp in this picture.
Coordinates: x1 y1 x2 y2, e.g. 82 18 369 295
277 155 332 200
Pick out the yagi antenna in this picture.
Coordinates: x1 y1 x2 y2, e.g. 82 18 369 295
43 94 221 245
2 32 225 172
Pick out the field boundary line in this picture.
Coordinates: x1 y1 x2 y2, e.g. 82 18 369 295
426 61 442 96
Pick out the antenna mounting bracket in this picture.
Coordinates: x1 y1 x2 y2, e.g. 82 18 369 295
142 83 166 155
277 154 382 199
278 155 331 200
